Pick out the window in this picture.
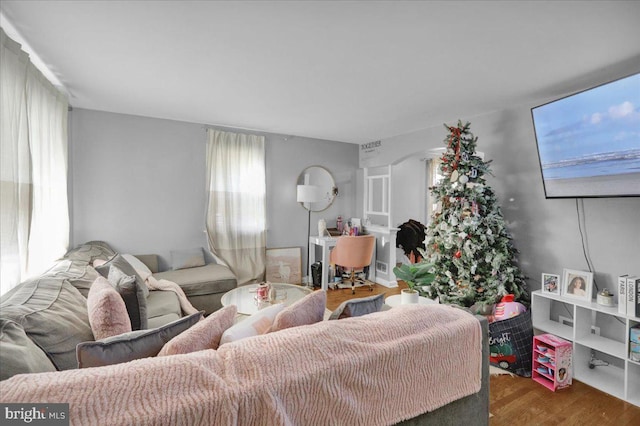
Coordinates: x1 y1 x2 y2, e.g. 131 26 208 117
1 29 69 295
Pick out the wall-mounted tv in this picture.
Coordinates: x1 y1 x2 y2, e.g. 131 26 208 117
531 72 640 198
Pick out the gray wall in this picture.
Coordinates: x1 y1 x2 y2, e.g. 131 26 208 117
69 108 358 271
476 106 640 301
362 102 640 301
69 60 640 294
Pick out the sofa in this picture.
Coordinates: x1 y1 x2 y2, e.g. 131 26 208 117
0 241 489 425
135 252 237 315
0 241 190 376
1 299 489 426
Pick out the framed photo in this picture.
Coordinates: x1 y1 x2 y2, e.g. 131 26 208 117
562 269 593 301
542 273 560 295
265 247 302 285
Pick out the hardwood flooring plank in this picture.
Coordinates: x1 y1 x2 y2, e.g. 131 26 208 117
490 375 640 425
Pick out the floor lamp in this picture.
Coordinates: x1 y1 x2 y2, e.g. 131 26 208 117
297 184 320 287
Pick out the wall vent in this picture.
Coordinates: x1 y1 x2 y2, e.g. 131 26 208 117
376 261 388 274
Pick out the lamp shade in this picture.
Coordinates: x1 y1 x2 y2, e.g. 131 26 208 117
297 185 321 203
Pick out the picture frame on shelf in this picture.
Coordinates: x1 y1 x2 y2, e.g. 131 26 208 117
265 247 302 285
562 269 593 302
542 273 560 295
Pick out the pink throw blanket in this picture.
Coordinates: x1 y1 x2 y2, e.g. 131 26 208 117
145 275 199 316
0 305 482 425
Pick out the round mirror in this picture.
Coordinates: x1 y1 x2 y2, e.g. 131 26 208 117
296 166 338 212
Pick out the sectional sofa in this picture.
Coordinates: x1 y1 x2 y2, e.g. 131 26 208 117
0 241 489 425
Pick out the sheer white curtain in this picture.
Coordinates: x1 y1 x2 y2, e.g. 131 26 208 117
0 28 69 294
205 129 266 285
24 62 69 276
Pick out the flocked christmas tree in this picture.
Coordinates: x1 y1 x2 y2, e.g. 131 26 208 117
420 120 529 308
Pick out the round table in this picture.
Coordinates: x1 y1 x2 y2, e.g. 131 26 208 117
220 283 313 315
384 294 438 308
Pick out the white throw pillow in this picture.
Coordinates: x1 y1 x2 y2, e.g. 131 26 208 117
219 303 285 346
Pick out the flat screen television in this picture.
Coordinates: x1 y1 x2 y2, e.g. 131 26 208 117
531 72 640 198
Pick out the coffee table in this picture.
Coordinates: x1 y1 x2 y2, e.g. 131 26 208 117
220 283 313 315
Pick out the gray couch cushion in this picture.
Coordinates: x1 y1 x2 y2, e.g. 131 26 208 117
62 240 116 264
0 277 95 371
146 290 181 327
170 247 206 270
76 311 203 368
0 319 57 380
95 254 150 298
42 259 102 298
106 266 148 331
95 254 150 330
134 254 159 274
154 263 236 297
147 313 181 329
329 293 385 320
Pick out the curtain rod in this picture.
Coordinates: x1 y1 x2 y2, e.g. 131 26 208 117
201 124 268 134
201 125 295 141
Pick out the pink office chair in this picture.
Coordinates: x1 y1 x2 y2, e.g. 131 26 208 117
330 235 376 294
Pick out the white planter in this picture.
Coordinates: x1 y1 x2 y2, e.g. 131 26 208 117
400 289 420 305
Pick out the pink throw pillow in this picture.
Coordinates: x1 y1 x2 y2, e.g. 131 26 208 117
87 276 132 340
158 305 237 356
270 290 327 332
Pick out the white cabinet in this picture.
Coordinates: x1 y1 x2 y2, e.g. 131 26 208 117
532 290 640 406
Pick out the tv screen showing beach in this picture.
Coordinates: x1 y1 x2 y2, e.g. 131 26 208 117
532 73 640 198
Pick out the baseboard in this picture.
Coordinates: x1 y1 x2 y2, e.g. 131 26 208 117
374 278 398 288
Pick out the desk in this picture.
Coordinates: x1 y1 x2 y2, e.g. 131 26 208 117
308 235 375 292
308 236 337 292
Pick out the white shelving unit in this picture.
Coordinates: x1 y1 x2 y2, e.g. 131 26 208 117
532 290 640 407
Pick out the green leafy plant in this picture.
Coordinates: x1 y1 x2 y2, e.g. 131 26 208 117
393 260 436 292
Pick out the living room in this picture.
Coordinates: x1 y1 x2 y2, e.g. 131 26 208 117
1 1 640 424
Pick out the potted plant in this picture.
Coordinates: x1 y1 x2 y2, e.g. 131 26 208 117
393 262 436 304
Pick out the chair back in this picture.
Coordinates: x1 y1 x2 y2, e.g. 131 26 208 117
330 235 375 268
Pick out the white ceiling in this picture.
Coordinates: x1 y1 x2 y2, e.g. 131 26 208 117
2 1 640 144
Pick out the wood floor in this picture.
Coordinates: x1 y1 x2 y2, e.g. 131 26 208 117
324 281 640 425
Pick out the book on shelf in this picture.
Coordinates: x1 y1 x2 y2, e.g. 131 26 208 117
631 325 640 362
618 275 628 315
627 276 639 319
637 277 640 318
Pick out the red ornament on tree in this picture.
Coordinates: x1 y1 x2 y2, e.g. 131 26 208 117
454 250 462 258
